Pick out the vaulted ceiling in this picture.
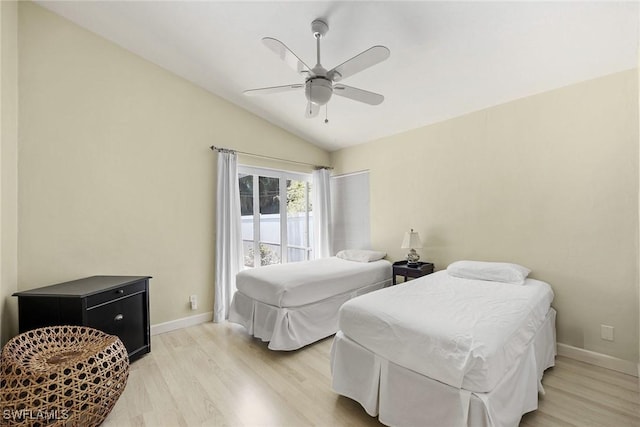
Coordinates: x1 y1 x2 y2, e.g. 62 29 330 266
37 1 639 151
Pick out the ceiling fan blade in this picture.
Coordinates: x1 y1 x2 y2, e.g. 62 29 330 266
262 37 313 76
243 84 304 96
328 46 390 82
333 84 384 105
305 101 320 118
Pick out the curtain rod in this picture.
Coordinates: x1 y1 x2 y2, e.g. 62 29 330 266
210 145 332 170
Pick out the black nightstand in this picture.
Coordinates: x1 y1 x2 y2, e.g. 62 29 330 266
392 261 435 285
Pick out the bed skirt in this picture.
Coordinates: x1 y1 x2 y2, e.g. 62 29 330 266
228 279 390 351
330 308 557 427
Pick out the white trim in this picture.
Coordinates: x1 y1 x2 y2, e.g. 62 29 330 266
331 169 369 179
557 343 639 377
150 311 212 336
238 164 311 183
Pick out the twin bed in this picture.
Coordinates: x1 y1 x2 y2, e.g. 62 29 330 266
332 261 556 427
229 250 391 350
229 256 556 427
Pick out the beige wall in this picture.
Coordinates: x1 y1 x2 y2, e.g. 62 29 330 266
1 0 18 345
331 70 639 362
16 2 328 327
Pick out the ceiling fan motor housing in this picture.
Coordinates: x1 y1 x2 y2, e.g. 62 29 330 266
305 78 333 105
311 19 329 38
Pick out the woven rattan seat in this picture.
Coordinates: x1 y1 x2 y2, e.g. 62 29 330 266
0 326 129 426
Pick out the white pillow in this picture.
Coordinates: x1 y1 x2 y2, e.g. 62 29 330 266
447 260 531 285
336 249 386 263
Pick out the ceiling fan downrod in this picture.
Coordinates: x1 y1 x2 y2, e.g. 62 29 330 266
306 19 332 106
311 19 328 67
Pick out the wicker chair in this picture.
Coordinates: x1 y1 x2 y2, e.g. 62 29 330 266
0 326 129 427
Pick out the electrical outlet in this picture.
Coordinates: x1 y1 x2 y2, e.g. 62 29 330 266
601 324 614 341
189 295 198 311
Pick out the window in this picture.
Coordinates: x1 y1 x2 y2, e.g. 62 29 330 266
239 166 313 268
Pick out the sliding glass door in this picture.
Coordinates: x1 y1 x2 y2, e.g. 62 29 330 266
239 166 312 268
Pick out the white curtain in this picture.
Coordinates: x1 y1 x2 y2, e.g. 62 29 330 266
214 151 244 322
312 168 332 258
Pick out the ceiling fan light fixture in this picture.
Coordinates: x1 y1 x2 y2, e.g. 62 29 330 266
305 78 333 105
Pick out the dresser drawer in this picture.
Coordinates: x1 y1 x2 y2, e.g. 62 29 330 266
86 292 146 355
85 279 147 309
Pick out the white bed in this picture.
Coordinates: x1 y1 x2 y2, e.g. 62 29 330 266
331 266 556 427
229 255 392 350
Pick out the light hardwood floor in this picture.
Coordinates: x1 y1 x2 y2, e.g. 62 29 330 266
103 322 640 427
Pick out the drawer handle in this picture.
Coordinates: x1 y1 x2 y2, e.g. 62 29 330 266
116 289 124 294
114 314 124 321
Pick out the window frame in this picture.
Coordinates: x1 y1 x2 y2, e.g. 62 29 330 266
238 165 312 267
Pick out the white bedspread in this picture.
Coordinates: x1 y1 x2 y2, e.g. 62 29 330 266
236 257 391 307
339 270 554 392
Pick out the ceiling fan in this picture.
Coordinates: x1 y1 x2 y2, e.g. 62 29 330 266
244 19 390 118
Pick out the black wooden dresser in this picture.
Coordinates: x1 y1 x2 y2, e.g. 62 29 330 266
13 276 151 362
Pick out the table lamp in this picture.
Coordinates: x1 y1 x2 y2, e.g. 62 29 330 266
401 229 422 267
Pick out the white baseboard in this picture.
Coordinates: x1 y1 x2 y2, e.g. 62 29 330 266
557 343 639 377
150 311 212 336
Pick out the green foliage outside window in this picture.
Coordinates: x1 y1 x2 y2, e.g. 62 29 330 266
244 243 281 267
286 180 311 214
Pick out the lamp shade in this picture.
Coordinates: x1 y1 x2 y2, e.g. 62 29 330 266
401 229 423 249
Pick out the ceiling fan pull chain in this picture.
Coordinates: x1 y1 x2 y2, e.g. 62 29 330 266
325 104 329 124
